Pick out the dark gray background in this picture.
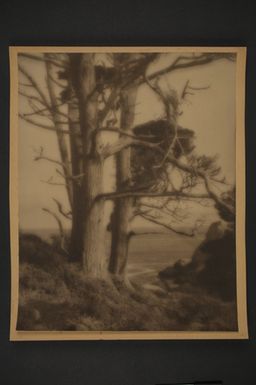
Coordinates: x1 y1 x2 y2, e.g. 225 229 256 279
0 1 255 384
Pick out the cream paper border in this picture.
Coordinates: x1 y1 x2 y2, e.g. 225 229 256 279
9 46 248 341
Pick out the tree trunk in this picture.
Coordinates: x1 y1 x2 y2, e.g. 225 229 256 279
68 96 85 262
45 55 73 207
71 53 107 277
83 158 106 277
109 198 133 276
108 85 138 277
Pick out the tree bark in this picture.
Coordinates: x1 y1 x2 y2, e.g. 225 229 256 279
71 53 107 277
108 84 138 277
68 95 85 262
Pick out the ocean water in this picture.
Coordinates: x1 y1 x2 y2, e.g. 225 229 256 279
21 228 203 278
127 232 203 279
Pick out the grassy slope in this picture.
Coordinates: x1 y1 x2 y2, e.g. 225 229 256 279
17 234 238 332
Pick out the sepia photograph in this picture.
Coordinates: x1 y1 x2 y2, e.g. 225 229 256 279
9 46 247 340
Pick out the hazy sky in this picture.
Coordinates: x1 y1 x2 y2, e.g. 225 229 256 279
18 53 236 231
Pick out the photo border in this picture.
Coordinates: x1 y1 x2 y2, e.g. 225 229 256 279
9 46 248 341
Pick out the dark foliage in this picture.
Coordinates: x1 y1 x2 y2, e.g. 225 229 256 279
131 119 195 188
159 223 237 302
19 233 67 271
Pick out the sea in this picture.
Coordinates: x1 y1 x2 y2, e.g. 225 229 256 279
21 228 204 281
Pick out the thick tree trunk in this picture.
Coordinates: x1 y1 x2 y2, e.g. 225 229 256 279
71 53 107 277
109 198 132 276
83 158 106 276
108 85 138 277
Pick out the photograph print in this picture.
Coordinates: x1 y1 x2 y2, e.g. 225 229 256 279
10 47 247 340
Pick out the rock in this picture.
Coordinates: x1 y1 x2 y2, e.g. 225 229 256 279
159 221 236 301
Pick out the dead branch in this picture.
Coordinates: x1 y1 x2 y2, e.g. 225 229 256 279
139 212 195 237
187 84 211 91
56 168 86 184
42 207 68 254
23 106 52 118
145 76 179 168
53 198 72 220
19 82 34 87
19 113 57 131
129 230 169 237
33 147 70 172
125 85 234 218
41 176 66 186
94 126 157 141
145 53 235 84
19 113 80 136
99 145 235 218
19 53 67 68
98 190 210 200
18 90 47 107
19 64 50 109
181 80 210 101
101 136 163 159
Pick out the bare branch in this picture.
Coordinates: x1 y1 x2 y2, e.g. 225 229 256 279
101 136 163 159
56 168 85 184
145 53 235 84
23 106 52 118
139 212 195 237
167 155 235 217
98 190 210 200
19 82 34 87
181 80 210 101
19 53 67 68
98 122 234 218
42 207 68 254
33 147 70 171
41 176 66 186
53 198 72 220
19 113 56 131
94 126 157 140
188 84 211 91
19 113 81 136
145 76 179 168
19 64 50 109
18 90 47 107
129 230 169 237
100 143 235 219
